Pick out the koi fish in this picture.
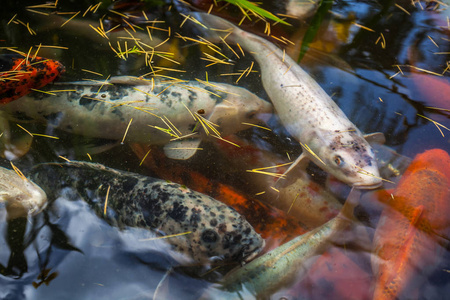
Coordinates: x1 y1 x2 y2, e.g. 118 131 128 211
29 161 264 263
0 54 65 104
202 189 361 298
372 149 450 300
192 12 383 188
1 76 272 160
130 143 309 251
0 165 47 219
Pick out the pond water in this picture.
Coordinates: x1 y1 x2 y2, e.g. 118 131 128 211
0 0 449 299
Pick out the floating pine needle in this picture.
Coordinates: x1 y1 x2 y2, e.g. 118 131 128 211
428 35 439 48
255 191 266 196
30 88 57 96
417 114 450 137
354 165 394 184
270 186 280 193
246 162 293 179
58 155 71 162
139 149 152 166
353 23 375 32
87 153 92 161
139 231 192 241
31 133 59 139
300 142 326 165
10 161 27 181
121 118 133 144
395 3 411 15
60 11 80 27
16 124 33 137
287 193 300 215
241 122 271 131
103 185 111 216
82 69 104 77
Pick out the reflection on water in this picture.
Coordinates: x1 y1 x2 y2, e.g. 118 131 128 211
1 0 449 299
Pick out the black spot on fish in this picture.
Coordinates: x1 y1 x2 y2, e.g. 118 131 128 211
122 177 138 193
168 201 188 222
205 86 225 103
210 218 218 227
80 95 99 111
44 112 63 126
10 111 34 121
201 229 219 243
188 90 197 104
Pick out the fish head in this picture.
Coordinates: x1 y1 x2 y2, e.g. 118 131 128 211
207 89 273 135
317 131 382 189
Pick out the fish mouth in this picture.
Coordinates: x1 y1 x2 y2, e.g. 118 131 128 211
352 180 383 190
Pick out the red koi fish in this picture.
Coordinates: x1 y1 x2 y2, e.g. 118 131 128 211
372 149 450 300
130 143 309 251
0 54 65 104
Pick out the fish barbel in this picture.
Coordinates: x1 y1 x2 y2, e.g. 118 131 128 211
192 12 383 188
1 76 272 160
29 161 265 264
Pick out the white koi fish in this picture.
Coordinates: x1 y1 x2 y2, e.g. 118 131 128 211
192 12 384 188
1 76 272 160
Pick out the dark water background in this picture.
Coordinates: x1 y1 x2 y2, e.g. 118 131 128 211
0 0 449 299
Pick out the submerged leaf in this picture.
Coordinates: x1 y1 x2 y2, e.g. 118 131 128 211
221 0 290 25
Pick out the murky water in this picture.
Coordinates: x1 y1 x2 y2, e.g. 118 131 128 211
1 0 449 299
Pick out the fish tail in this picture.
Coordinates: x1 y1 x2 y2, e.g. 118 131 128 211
191 12 242 44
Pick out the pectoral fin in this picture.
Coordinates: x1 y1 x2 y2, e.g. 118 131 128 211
163 138 202 160
0 116 33 160
364 132 385 145
275 153 310 188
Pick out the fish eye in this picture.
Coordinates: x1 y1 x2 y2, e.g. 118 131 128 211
334 155 344 166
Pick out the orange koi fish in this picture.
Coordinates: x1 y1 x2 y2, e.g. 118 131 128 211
372 149 450 300
0 54 65 104
130 143 308 251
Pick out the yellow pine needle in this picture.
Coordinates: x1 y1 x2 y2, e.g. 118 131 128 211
235 67 249 83
16 124 33 137
33 45 68 49
428 35 439 48
32 43 42 61
182 102 197 121
103 185 111 216
271 35 288 45
89 24 108 39
283 64 292 75
354 165 394 184
109 9 128 18
241 122 271 131
121 118 133 144
300 142 326 166
140 231 192 241
148 125 179 138
10 161 27 181
30 88 57 96
286 193 300 215
236 43 245 57
82 69 103 76
280 36 295 46
58 156 71 162
153 66 185 73
61 11 80 27
7 14 17 25
164 116 182 135
417 114 450 137
31 133 59 139
139 149 151 166
353 23 375 32
395 4 411 15
246 61 254 77
255 191 266 196
210 135 241 148
87 153 92 160
270 186 280 193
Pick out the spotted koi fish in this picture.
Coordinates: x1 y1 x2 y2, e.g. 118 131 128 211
130 143 309 251
0 54 65 104
29 161 264 263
